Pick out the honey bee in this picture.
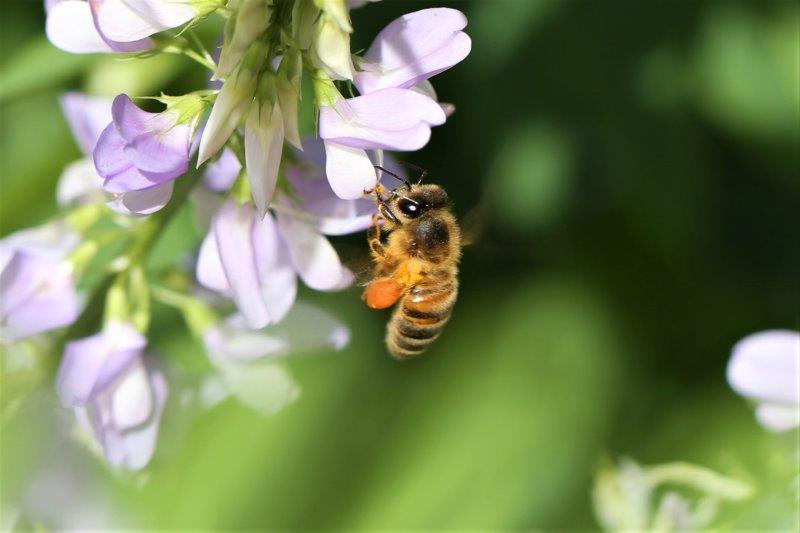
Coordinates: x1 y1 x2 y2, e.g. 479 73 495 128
363 166 461 359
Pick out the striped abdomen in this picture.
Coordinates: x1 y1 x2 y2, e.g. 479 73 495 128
386 276 458 359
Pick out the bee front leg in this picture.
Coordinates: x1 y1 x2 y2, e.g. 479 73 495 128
368 214 386 258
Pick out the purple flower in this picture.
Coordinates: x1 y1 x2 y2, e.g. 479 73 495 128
45 0 197 54
201 303 349 414
94 94 192 214
353 8 471 95
196 196 354 329
285 138 378 235
319 88 445 199
727 330 800 432
56 322 168 470
0 223 81 341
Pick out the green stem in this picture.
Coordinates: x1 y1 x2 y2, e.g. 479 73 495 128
48 168 202 372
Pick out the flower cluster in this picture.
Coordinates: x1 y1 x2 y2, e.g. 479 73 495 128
0 0 470 471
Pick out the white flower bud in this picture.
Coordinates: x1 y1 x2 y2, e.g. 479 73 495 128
310 14 353 80
216 0 270 79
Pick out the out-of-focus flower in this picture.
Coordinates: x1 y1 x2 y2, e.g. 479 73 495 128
202 148 241 193
94 94 192 214
727 330 800 432
353 8 471 95
0 222 82 342
593 457 752 532
45 0 202 54
319 88 445 199
56 321 167 470
201 302 349 414
197 195 355 328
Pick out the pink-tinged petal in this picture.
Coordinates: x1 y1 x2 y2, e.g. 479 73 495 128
244 103 284 216
355 32 471 94
355 8 469 93
252 213 297 323
213 200 271 328
96 0 196 42
94 122 131 178
60 93 113 154
196 230 231 294
57 157 105 207
46 0 114 53
755 403 800 433
323 141 377 200
727 330 800 405
275 198 352 291
108 181 174 216
203 148 241 192
56 321 147 407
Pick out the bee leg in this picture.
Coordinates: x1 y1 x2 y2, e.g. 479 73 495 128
368 214 386 258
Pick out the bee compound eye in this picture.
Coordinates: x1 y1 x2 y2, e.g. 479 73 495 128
398 198 421 217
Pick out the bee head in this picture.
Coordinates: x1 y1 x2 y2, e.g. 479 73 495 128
383 183 450 225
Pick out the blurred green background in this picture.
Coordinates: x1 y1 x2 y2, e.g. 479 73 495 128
1 0 798 529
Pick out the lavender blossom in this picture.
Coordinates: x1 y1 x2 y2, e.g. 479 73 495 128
56 321 168 470
0 223 82 342
353 8 472 94
94 94 192 214
319 88 445 199
727 330 800 432
45 0 199 54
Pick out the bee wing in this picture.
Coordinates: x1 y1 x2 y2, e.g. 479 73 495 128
333 242 375 287
460 190 490 247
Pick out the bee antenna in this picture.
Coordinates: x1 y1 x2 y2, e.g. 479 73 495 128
394 161 428 184
374 165 411 189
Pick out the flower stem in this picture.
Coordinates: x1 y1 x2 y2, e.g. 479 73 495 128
48 169 203 372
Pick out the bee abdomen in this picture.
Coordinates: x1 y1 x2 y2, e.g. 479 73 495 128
386 282 457 359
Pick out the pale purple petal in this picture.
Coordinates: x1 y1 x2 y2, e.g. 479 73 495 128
0 221 81 271
56 322 147 407
727 330 800 405
203 148 241 192
196 231 232 294
94 122 131 179
88 0 154 52
355 32 471 94
319 89 444 151
203 314 288 362
57 157 105 207
112 94 189 175
110 357 153 428
107 181 174 216
275 197 353 291
354 8 470 94
46 0 114 53
96 0 196 42
0 255 79 341
213 200 271 328
755 403 799 432
286 140 376 235
60 93 113 154
323 141 377 200
252 213 297 323
245 102 284 216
